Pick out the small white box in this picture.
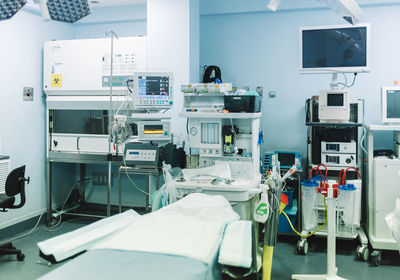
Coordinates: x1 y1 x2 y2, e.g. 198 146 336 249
321 140 356 154
321 153 356 167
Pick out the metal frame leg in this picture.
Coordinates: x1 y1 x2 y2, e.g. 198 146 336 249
146 175 150 210
119 172 122 213
46 160 53 226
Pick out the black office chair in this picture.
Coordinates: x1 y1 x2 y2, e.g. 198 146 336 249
0 166 30 261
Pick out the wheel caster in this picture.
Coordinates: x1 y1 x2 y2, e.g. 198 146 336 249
356 245 369 261
17 253 25 261
370 250 382 266
297 239 309 255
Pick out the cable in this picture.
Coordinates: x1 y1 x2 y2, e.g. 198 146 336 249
358 98 367 155
360 128 368 155
44 217 93 233
44 209 63 231
126 79 133 94
282 196 328 238
338 73 357 88
0 211 46 246
122 154 151 196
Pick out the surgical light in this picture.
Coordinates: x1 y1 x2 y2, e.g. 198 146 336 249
43 0 91 23
0 0 27 21
319 0 363 24
266 0 281 12
267 0 364 25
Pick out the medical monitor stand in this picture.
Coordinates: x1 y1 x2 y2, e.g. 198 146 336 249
330 73 339 90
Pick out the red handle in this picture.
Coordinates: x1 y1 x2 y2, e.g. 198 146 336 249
342 167 361 185
317 163 328 185
308 167 323 186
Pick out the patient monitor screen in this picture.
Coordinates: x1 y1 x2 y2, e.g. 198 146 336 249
144 124 164 134
327 93 344 107
278 153 295 167
387 90 400 119
138 76 169 96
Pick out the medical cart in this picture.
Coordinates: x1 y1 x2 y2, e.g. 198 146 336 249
364 124 400 265
299 99 368 258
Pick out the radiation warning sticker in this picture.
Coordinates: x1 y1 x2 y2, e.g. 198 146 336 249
51 74 62 88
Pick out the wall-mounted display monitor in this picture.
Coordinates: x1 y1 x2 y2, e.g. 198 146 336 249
300 23 370 73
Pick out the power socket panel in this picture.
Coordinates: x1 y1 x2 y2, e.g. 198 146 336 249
92 172 109 186
23 87 34 101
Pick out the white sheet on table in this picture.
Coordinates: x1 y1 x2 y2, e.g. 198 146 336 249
91 193 239 264
37 210 140 262
218 220 252 268
182 161 232 180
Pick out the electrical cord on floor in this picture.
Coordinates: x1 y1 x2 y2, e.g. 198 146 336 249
0 211 46 246
44 178 91 232
45 217 93 232
281 197 328 238
122 155 151 196
44 209 63 231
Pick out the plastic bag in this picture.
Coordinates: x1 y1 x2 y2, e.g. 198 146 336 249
385 198 400 252
163 162 183 205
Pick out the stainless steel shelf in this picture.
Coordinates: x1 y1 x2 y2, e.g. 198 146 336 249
306 122 362 127
48 151 122 164
180 112 261 119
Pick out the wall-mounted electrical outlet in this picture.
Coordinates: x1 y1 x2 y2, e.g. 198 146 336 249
23 87 34 101
92 172 109 186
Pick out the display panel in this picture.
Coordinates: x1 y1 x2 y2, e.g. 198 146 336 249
326 143 340 152
382 87 400 123
277 153 295 167
386 90 400 119
326 155 339 164
144 125 164 134
300 24 370 73
134 72 173 109
138 76 169 96
327 94 344 107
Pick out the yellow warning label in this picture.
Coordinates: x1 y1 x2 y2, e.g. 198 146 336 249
51 74 62 88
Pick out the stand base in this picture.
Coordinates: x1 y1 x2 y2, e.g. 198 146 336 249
292 274 346 280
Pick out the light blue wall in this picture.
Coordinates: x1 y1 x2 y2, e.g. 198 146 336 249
0 9 75 229
200 3 400 155
74 5 147 39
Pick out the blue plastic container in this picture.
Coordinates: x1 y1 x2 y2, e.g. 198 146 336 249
279 200 298 233
282 189 294 210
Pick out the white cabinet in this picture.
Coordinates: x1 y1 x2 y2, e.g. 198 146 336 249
365 125 400 253
369 156 400 246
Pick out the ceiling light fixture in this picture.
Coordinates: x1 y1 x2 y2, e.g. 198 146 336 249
36 0 91 23
267 0 364 25
319 0 363 24
0 0 27 21
266 0 282 12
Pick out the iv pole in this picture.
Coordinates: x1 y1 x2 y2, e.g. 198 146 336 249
105 30 119 216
